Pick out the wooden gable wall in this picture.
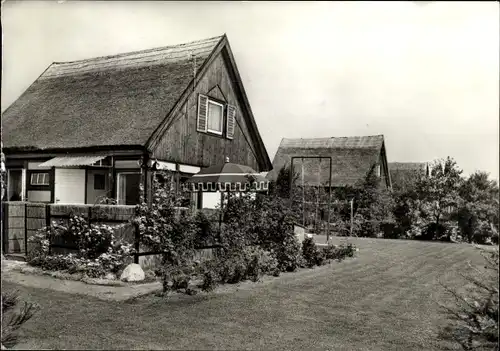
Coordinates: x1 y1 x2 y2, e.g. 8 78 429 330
378 144 391 189
151 50 260 170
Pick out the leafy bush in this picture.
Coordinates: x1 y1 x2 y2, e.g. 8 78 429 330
27 215 133 278
134 172 198 292
199 247 280 291
219 192 302 273
302 237 325 268
199 259 220 292
245 246 280 280
2 290 39 349
322 242 357 261
270 235 302 272
456 171 499 245
220 251 249 284
440 247 499 350
193 211 217 248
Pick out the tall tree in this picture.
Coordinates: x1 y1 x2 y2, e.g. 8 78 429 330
353 167 395 237
457 171 499 244
416 157 463 240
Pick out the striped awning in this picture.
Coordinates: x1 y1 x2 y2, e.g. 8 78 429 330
182 180 269 192
182 161 269 192
39 155 107 167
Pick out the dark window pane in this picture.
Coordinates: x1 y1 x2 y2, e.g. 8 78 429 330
118 173 141 205
94 174 106 190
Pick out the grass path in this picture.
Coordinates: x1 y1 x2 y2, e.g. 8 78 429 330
3 238 487 350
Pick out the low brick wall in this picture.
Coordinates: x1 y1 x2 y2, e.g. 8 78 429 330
49 204 136 244
2 202 137 255
2 202 219 270
3 202 26 253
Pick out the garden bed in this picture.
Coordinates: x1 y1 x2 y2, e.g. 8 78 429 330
3 250 359 304
10 264 158 287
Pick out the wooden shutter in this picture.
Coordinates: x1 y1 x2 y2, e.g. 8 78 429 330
197 94 208 132
226 104 236 140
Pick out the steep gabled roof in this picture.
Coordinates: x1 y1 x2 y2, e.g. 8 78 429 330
267 135 387 187
1 34 272 170
2 36 222 151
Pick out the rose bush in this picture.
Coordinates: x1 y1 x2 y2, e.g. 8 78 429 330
27 215 134 278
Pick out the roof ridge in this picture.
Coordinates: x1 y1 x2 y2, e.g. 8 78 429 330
51 35 224 66
282 134 384 140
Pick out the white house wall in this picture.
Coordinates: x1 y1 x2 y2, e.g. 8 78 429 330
54 168 86 204
202 192 221 209
27 190 51 202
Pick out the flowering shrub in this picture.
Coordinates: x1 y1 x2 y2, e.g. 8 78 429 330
27 214 134 278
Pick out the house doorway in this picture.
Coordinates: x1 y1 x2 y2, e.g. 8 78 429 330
117 172 141 205
7 169 24 201
86 169 111 204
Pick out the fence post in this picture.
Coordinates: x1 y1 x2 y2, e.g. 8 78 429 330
24 203 28 254
134 222 139 264
47 205 52 255
1 202 4 254
88 206 92 226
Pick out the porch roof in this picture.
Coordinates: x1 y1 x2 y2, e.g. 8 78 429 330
40 155 107 168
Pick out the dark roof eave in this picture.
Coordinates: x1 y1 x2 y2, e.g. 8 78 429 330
3 144 147 155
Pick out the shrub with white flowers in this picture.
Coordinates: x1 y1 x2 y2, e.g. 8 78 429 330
27 214 134 278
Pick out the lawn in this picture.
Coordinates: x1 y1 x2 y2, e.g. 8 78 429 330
3 238 487 350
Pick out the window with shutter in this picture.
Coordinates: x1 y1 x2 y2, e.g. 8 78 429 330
207 100 224 135
226 104 236 140
197 94 208 132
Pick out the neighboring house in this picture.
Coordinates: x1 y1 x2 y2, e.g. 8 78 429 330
1 34 272 206
266 135 392 191
389 162 429 192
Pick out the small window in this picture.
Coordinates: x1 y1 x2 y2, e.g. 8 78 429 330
30 173 49 186
207 100 224 135
94 174 106 190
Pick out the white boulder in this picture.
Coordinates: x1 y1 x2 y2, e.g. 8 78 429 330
119 263 145 282
104 272 117 280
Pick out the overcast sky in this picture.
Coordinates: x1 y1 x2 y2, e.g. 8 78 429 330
2 1 499 179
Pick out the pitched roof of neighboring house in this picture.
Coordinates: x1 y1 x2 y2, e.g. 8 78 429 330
267 135 389 187
389 162 429 190
2 34 272 170
389 162 429 172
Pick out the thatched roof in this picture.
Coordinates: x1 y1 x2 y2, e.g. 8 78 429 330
2 36 222 151
267 135 386 187
389 162 428 172
389 162 429 191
